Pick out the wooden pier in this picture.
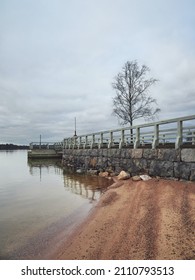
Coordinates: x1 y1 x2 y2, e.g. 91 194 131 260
28 142 63 159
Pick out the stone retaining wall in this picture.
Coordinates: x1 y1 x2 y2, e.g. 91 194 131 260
62 148 195 181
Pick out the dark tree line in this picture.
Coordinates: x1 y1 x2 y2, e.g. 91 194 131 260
0 144 29 150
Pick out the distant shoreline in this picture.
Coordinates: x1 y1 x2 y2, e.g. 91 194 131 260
0 144 29 150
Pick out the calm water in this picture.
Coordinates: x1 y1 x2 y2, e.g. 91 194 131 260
0 150 111 259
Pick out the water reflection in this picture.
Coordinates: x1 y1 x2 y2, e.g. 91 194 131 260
63 172 110 202
0 152 112 259
28 158 111 202
28 158 62 181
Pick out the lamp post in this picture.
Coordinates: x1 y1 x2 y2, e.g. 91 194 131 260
74 117 77 137
39 134 41 149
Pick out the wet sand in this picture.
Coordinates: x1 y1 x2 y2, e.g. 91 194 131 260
54 178 195 260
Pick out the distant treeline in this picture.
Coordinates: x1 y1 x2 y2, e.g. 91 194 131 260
0 144 29 150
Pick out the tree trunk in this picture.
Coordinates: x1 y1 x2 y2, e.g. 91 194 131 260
130 121 133 144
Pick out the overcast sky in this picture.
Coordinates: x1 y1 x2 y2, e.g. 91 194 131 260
0 0 195 144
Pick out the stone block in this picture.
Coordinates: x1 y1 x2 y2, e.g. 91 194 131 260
149 160 174 178
190 164 195 181
108 148 116 157
120 159 128 170
98 149 102 156
174 162 191 180
102 149 108 157
127 159 143 176
82 150 88 156
143 149 158 159
76 149 82 156
128 149 133 158
115 166 122 174
115 149 122 157
158 149 180 161
120 149 126 158
131 149 143 159
136 158 148 172
181 149 195 162
97 156 103 165
71 150 77 156
90 149 99 157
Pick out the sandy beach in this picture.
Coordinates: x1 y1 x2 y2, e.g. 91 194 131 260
54 178 195 260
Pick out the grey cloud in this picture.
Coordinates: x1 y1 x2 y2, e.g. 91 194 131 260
0 0 195 144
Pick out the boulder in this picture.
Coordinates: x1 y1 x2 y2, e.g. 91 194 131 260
117 171 130 180
87 169 98 175
139 174 152 181
132 175 142 181
76 169 83 174
99 171 109 178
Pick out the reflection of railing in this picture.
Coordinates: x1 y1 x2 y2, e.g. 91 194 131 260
63 173 110 202
28 159 110 201
28 159 62 179
63 115 195 149
29 142 63 151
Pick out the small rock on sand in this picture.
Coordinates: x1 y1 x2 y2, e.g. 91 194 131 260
140 174 152 181
132 175 142 181
117 171 130 180
99 171 109 178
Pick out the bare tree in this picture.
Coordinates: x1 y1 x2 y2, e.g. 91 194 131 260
112 60 160 126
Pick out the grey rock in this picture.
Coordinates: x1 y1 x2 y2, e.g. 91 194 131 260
132 175 141 181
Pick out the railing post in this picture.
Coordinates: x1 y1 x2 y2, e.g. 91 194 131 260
78 136 81 149
68 138 72 149
119 129 124 149
68 140 70 149
134 127 140 148
73 136 77 149
81 137 84 149
192 132 195 145
152 124 159 149
98 133 103 149
91 134 95 149
108 131 113 148
175 120 183 149
84 135 88 149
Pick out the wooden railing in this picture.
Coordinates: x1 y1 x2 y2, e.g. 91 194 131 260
63 115 195 150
